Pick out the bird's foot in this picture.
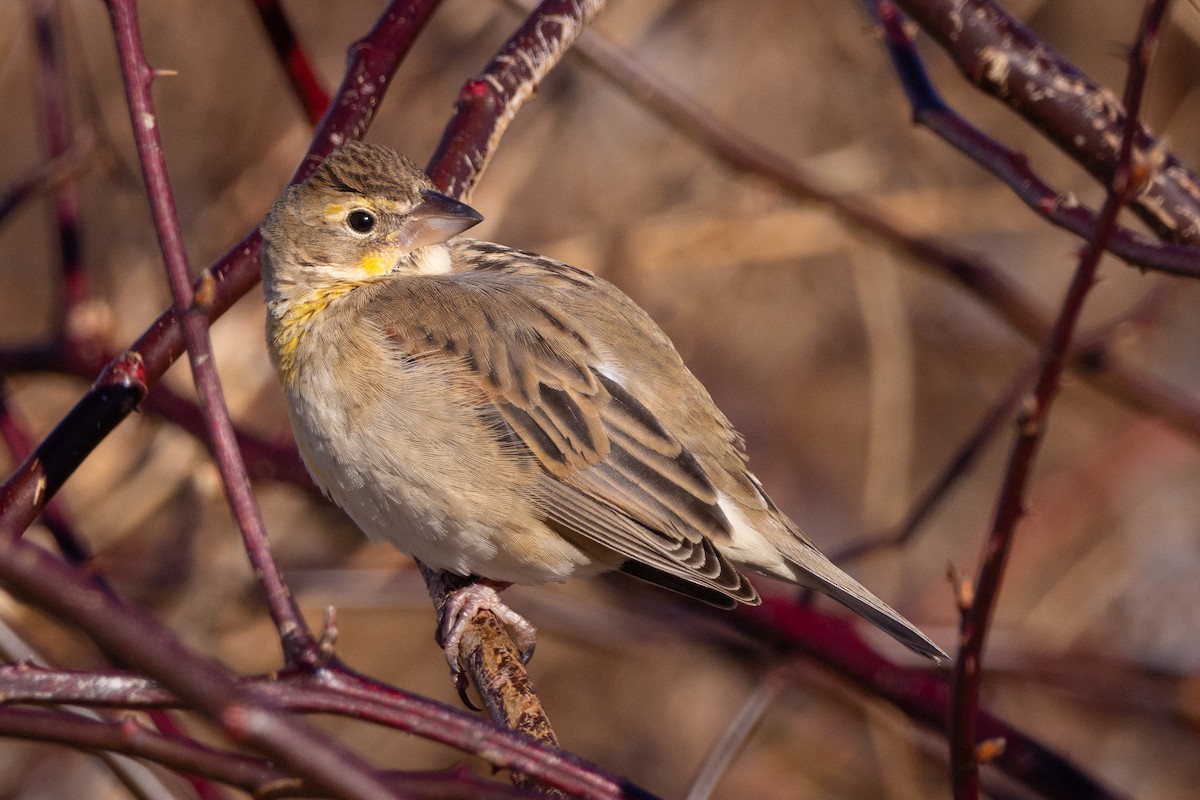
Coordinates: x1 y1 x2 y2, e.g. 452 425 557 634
438 580 537 690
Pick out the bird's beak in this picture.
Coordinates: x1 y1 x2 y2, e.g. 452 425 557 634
395 189 484 250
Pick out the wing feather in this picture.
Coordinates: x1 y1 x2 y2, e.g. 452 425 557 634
364 260 757 605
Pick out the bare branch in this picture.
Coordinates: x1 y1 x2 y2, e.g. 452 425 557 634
102 0 316 667
248 0 332 125
893 0 1200 245
948 3 1170 797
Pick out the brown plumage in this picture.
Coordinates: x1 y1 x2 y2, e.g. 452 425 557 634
260 142 946 665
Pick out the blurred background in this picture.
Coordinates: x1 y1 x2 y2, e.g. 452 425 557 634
2 0 1200 797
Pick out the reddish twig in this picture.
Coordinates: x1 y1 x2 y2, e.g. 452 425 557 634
0 342 312 489
0 379 91 563
867 0 1200 280
949 4 1169 798
249 0 331 125
0 663 661 800
30 0 90 314
102 0 316 666
427 0 606 200
893 0 1200 246
0 135 95 227
0 707 539 800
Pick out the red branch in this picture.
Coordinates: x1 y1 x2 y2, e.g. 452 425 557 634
0 663 659 800
867 0 1200 279
249 0 332 124
102 0 316 666
893 0 1200 246
949 3 1170 798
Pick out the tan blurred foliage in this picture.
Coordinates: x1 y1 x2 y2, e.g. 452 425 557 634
2 0 1200 797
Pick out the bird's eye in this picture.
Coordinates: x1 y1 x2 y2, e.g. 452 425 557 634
346 210 376 234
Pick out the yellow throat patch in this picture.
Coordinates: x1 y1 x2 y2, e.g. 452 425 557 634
271 283 358 388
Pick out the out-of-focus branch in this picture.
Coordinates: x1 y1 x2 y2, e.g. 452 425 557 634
738 599 1124 800
30 0 90 314
683 666 788 800
834 280 1173 563
949 3 1169 798
0 707 540 800
0 134 96 227
249 0 332 125
893 0 1200 246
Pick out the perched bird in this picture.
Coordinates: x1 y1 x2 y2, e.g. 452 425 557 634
260 142 946 673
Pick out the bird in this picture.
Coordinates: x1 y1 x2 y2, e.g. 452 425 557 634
259 142 947 676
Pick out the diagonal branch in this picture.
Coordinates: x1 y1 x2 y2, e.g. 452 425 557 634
893 0 1200 246
249 0 332 125
867 0 1200 278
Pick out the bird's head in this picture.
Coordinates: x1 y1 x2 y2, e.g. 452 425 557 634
260 142 483 300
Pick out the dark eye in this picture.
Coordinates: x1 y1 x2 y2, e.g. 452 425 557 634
346 210 376 234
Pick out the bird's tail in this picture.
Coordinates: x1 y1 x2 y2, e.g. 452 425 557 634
775 540 948 662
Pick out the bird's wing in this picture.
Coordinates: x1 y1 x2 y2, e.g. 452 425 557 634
365 260 757 605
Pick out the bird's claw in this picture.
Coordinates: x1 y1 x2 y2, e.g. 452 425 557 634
438 582 538 688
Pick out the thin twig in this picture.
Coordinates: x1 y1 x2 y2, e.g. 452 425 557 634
427 0 606 201
0 707 538 800
893 0 1200 246
248 0 331 125
949 3 1170 798
30 0 90 315
866 0 1200 279
0 134 96 227
683 666 788 800
102 0 315 667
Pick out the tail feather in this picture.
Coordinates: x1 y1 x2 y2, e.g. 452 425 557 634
779 544 948 662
